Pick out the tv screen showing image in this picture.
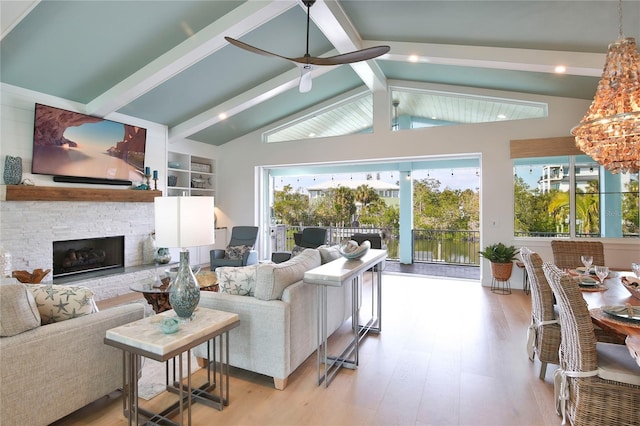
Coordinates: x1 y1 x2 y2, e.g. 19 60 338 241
32 103 147 184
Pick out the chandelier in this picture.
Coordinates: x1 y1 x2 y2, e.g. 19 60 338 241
571 0 640 174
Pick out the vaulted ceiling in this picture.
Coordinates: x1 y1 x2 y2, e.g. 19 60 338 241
2 1 639 146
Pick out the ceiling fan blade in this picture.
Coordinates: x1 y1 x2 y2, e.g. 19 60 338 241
224 37 297 63
299 66 313 93
224 0 390 94
295 45 390 66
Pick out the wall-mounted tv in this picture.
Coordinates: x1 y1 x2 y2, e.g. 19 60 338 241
32 103 147 185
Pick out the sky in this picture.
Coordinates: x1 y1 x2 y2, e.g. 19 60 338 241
273 167 481 193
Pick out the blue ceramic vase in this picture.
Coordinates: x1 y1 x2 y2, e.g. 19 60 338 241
169 251 200 319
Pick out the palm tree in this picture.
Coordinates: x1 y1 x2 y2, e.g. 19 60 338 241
354 184 378 207
548 187 600 236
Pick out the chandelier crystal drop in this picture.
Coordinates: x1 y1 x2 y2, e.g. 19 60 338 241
571 2 640 174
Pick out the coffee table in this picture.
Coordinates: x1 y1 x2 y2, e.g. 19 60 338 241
131 273 218 314
104 307 239 426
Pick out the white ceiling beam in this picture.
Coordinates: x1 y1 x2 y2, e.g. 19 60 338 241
168 62 336 142
374 41 605 77
309 0 387 92
86 0 298 117
0 0 40 41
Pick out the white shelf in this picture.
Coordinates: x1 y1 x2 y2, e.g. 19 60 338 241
166 153 215 198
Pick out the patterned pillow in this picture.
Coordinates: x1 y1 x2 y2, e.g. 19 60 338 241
0 284 41 336
290 245 306 258
217 264 258 296
225 245 251 260
25 284 98 324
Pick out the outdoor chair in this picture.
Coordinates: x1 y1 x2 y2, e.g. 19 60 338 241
520 247 561 380
542 262 640 426
350 232 387 271
550 240 605 270
271 227 327 263
350 232 384 250
210 226 258 270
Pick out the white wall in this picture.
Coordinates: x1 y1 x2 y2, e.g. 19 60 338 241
0 84 217 299
214 83 639 287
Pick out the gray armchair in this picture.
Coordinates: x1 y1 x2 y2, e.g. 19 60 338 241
210 226 259 270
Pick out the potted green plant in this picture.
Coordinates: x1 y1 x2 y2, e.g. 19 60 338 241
479 243 520 281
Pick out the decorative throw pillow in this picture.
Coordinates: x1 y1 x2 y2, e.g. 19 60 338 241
254 249 321 301
217 264 258 296
25 284 98 324
225 245 251 260
317 245 341 264
0 283 41 337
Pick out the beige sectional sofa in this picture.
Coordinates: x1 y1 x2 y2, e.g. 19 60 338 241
0 282 145 425
195 247 351 389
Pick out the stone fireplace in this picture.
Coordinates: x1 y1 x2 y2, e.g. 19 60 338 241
0 199 156 301
53 235 125 279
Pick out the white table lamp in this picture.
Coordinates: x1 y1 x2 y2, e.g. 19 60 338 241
154 196 214 319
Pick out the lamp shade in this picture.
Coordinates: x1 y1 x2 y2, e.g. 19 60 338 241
154 196 215 248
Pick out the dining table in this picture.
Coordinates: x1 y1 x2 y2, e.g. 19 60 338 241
580 271 640 367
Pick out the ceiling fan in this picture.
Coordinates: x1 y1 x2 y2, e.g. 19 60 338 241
224 0 390 93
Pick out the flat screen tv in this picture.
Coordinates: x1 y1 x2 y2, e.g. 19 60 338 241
32 103 147 185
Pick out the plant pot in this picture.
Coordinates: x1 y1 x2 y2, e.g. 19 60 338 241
491 262 513 281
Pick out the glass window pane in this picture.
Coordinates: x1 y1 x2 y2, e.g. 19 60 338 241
601 168 639 238
574 156 600 237
391 88 547 131
264 93 372 143
622 173 639 237
514 157 569 237
514 154 639 240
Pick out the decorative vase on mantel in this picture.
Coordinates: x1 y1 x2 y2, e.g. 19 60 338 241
3 155 22 185
0 247 12 278
169 251 200 319
155 248 171 264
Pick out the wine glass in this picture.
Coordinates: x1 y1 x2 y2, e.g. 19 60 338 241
595 265 609 284
580 255 593 274
632 262 640 279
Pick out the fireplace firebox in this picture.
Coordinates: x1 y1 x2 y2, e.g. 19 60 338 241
53 236 125 279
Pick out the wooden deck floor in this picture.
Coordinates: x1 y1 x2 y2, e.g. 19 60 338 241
384 260 480 280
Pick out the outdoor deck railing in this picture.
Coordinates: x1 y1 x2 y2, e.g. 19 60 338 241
273 225 480 266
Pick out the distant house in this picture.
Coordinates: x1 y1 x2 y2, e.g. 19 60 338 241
307 179 400 206
538 163 632 193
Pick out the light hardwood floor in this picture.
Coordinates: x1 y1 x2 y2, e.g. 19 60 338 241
51 273 559 426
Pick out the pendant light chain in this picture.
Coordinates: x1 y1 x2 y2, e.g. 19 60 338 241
618 0 623 38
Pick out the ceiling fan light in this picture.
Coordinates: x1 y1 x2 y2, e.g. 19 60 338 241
299 66 313 93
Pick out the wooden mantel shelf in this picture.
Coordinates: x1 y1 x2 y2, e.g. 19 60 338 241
0 185 162 202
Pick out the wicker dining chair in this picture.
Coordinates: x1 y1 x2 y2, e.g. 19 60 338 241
550 240 605 270
520 247 561 379
542 262 640 426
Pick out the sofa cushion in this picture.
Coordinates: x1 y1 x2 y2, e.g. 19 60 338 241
225 244 251 260
217 264 258 296
317 245 341 264
25 284 97 324
0 283 41 336
254 249 321 301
